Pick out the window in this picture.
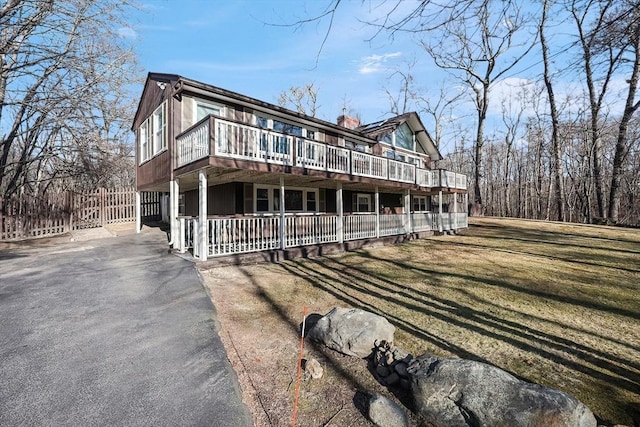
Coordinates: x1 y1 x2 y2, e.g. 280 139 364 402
345 139 369 153
285 190 304 211
257 116 269 128
395 123 414 151
413 196 428 212
356 193 372 213
273 119 302 136
256 188 269 212
152 104 166 154
306 192 317 212
196 100 221 121
307 130 315 140
139 122 149 163
254 186 318 213
138 101 167 164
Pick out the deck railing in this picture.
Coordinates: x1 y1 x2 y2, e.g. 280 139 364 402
177 119 210 167
388 159 416 183
180 211 468 259
351 152 388 180
175 117 467 189
295 140 351 174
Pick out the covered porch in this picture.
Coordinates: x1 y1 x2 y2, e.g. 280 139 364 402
165 167 467 261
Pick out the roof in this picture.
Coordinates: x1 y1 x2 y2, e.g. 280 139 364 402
359 112 443 161
135 72 443 160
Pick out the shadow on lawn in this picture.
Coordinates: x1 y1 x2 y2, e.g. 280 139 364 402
278 252 640 426
469 221 640 248
294 255 640 390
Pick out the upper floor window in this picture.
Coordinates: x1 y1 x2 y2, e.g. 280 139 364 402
379 122 415 152
196 100 221 122
139 101 167 164
345 140 370 153
257 115 303 136
395 123 414 151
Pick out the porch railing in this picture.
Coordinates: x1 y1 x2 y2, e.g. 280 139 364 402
175 117 468 189
344 214 377 240
379 214 406 236
180 211 468 259
285 215 339 247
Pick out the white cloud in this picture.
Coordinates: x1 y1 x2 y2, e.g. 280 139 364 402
116 27 137 39
358 52 402 74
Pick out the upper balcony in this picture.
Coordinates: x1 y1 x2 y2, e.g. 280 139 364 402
175 115 467 191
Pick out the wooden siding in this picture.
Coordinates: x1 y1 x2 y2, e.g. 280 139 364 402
135 76 178 189
183 183 240 216
138 150 172 190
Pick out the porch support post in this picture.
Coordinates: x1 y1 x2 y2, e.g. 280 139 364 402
279 176 286 250
404 189 411 234
337 182 344 243
453 193 458 230
135 191 141 233
438 190 443 233
465 192 469 227
169 179 179 248
375 186 380 239
198 169 208 261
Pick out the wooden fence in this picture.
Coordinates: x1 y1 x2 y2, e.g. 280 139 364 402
0 188 162 241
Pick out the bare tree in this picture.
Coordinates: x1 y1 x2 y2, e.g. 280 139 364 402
540 0 567 221
0 0 138 204
277 83 320 117
415 82 465 150
419 1 536 208
603 0 640 221
570 0 621 219
500 86 526 217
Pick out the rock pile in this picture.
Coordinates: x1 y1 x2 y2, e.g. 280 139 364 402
307 307 599 427
370 340 413 390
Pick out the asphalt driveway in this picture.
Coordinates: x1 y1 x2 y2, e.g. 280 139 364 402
0 229 251 426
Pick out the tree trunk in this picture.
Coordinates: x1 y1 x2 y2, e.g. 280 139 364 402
608 10 640 222
541 0 565 221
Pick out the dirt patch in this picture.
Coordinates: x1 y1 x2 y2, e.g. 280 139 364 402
202 264 416 426
200 218 640 426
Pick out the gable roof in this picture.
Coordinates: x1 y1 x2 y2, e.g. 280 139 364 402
134 73 443 160
358 112 443 161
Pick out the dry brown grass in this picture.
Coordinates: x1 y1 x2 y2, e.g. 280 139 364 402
201 217 640 427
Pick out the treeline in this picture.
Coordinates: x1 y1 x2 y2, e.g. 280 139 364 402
445 114 640 225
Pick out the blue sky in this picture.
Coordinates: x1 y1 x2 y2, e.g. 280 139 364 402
131 1 442 124
128 1 631 155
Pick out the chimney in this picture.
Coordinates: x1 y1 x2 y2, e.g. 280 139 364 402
337 115 361 129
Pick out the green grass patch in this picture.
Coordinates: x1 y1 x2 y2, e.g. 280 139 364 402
269 217 640 425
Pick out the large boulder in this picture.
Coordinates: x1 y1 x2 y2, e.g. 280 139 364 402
307 307 395 358
408 354 597 427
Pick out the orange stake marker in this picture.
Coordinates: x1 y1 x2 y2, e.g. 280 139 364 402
291 305 308 427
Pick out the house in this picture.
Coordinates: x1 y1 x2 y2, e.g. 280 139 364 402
132 72 468 261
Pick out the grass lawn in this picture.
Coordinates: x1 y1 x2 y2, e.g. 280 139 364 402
203 217 640 426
